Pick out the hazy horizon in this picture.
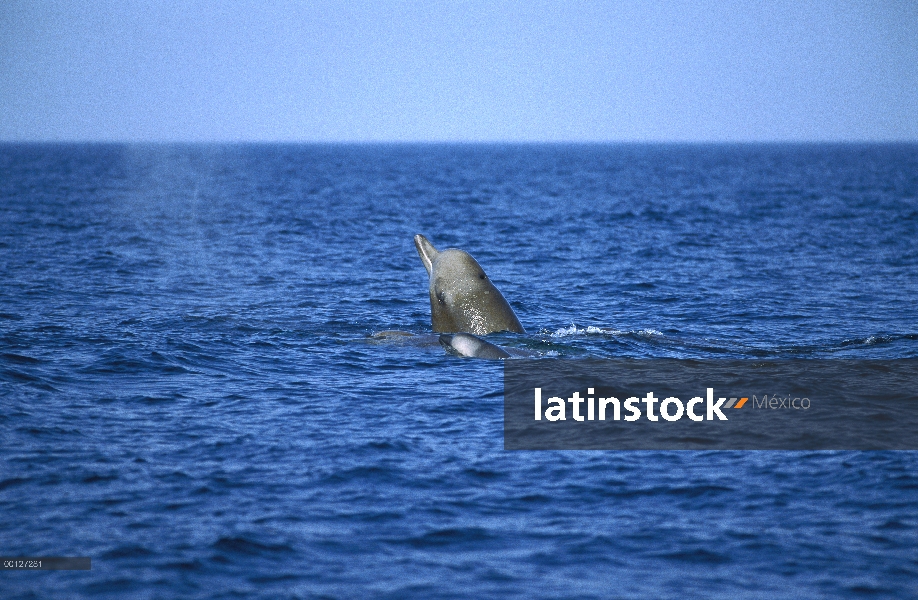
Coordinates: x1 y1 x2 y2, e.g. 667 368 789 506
2 0 916 143
4 140 918 147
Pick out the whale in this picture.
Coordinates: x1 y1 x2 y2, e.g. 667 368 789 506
439 333 511 360
414 234 525 336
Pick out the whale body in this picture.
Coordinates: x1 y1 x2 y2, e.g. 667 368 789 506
439 333 511 360
414 234 525 336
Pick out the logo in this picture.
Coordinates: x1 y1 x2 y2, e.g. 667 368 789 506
533 388 808 422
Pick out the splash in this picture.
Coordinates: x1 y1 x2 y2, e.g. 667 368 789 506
548 324 662 338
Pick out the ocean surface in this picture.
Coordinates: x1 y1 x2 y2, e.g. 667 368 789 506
1 143 917 598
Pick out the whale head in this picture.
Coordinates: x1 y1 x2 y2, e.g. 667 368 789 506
414 234 525 335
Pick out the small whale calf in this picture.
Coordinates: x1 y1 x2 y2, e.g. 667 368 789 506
439 333 511 360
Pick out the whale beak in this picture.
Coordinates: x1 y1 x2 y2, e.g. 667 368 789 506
414 234 438 275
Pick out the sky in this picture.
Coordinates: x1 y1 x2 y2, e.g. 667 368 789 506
1 0 916 142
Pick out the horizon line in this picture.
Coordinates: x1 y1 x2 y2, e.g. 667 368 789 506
2 138 917 145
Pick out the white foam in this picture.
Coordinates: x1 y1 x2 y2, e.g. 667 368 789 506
547 324 661 338
636 329 663 337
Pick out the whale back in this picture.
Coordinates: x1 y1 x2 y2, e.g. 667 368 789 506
439 333 511 360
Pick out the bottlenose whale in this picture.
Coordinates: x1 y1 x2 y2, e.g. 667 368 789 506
439 333 511 360
414 234 525 336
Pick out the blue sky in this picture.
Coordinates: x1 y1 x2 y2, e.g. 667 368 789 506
1 0 916 142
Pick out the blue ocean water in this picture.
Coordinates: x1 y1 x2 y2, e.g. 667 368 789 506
1 143 917 598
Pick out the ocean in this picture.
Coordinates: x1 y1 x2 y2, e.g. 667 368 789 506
1 143 917 598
